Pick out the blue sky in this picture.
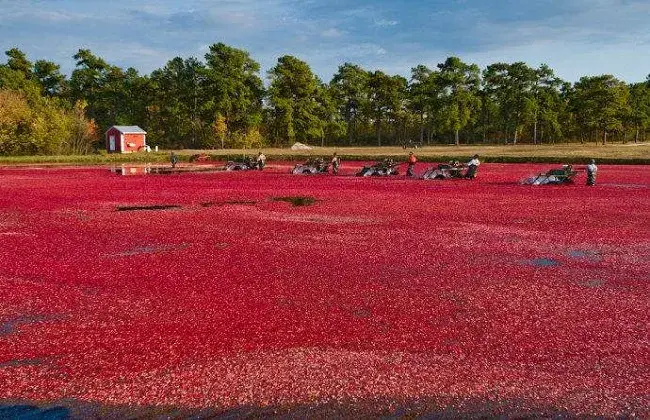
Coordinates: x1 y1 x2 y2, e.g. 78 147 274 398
1 0 648 83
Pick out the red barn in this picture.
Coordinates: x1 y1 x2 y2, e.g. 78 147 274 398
105 126 147 153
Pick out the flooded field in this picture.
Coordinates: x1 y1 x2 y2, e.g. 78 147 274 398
0 163 648 417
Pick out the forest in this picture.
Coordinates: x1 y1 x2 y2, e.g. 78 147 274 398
0 44 649 155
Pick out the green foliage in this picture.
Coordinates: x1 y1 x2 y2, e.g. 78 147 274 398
69 50 151 148
148 56 206 148
314 83 346 146
483 62 538 144
437 57 481 145
202 42 264 146
267 55 327 146
34 60 66 97
0 63 43 102
225 127 265 149
330 63 370 144
532 65 565 143
570 75 630 143
365 71 407 146
0 49 98 155
5 48 33 77
0 88 97 155
1 44 649 156
627 82 650 142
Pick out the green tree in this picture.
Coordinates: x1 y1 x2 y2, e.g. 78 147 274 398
203 43 265 147
330 63 370 145
477 82 499 143
627 82 650 143
2 50 68 98
0 84 97 156
33 60 66 97
437 57 481 145
366 71 405 146
0 89 32 154
408 65 438 144
212 114 228 148
149 57 206 148
62 100 98 154
0 51 43 102
69 49 113 131
267 55 324 146
122 68 152 129
571 75 630 144
314 82 346 146
532 64 565 144
484 62 537 144
5 48 32 78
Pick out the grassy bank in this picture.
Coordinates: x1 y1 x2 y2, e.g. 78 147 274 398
1 143 649 166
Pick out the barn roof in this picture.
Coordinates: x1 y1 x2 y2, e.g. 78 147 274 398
107 126 147 134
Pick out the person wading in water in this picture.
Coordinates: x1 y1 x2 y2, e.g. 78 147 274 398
586 159 598 186
406 152 417 177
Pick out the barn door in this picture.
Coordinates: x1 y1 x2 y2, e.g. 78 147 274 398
109 135 116 151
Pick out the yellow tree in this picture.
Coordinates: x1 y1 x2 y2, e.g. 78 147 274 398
212 114 228 149
0 89 31 154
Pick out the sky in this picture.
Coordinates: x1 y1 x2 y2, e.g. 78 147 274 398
1 0 649 83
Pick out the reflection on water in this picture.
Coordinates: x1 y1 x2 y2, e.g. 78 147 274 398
0 404 70 420
109 164 223 176
523 258 560 267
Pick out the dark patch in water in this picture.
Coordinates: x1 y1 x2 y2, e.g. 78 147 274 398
568 250 602 262
524 258 560 267
0 315 50 336
577 278 606 288
61 209 91 222
352 308 372 319
214 242 229 250
272 196 317 207
601 183 649 189
116 204 181 212
202 200 257 207
0 359 43 368
276 297 295 308
224 200 257 206
103 243 189 258
0 404 70 420
0 398 641 419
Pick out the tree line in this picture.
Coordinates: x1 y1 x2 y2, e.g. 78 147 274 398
0 49 97 155
1 44 649 154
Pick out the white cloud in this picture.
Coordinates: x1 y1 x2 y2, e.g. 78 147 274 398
463 39 649 83
374 18 398 27
2 0 649 83
341 6 399 27
468 0 650 49
1 9 90 24
321 28 345 38
340 43 387 57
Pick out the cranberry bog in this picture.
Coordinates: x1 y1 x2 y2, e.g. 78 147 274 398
0 163 648 417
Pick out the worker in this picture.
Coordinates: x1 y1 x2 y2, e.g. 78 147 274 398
586 159 597 186
170 152 178 168
256 152 267 170
465 154 480 179
406 152 417 177
331 152 341 175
